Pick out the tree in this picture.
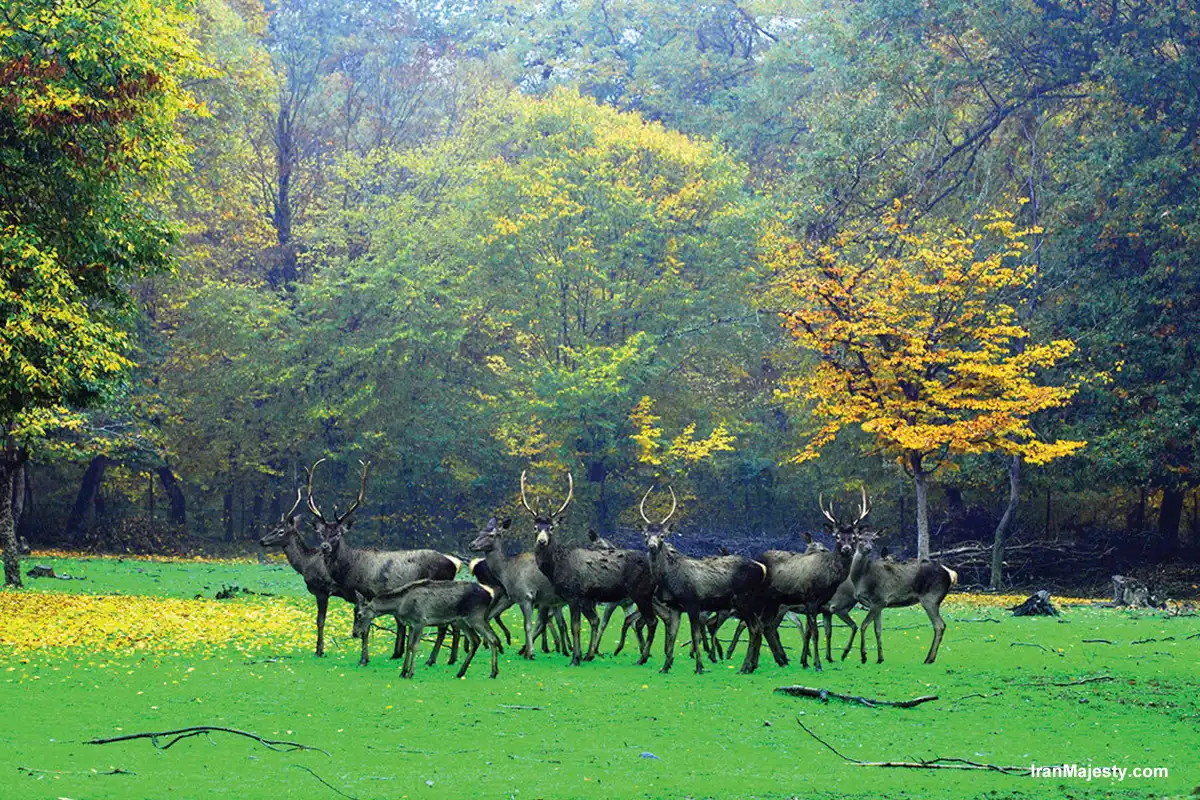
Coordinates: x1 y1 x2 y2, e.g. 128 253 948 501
0 0 204 583
764 203 1084 558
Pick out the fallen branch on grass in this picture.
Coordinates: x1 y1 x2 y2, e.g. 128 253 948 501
948 692 1002 711
18 766 134 777
86 726 329 756
1082 639 1114 644
1034 675 1114 687
775 686 938 708
796 719 1027 775
1009 642 1063 656
292 765 360 800
499 705 543 711
1131 637 1176 645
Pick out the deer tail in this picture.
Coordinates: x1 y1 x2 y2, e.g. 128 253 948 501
942 565 958 586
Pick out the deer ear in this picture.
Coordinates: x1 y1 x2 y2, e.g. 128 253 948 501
587 528 598 541
354 590 365 604
287 515 296 525
500 518 512 530
880 546 890 559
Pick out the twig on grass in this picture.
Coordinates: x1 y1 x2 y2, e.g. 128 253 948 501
86 726 329 756
18 766 135 777
775 686 939 708
948 692 1001 711
1082 639 1114 644
796 719 1027 775
1024 675 1114 688
1009 642 1063 656
499 704 543 711
1131 637 1176 645
292 765 360 800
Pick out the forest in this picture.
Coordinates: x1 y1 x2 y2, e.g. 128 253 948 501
4 0 1200 592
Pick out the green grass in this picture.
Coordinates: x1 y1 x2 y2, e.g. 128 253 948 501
2 555 1197 799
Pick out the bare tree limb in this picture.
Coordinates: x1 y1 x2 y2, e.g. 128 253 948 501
292 765 360 800
86 726 329 756
797 719 1028 774
776 686 939 708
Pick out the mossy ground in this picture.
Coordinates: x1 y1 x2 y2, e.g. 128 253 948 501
1 553 1196 799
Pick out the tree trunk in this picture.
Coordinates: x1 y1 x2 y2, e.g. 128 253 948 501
16 464 33 540
1157 486 1184 553
147 470 154 517
223 488 234 542
910 453 930 560
1 460 21 587
11 461 25 529
990 455 1022 590
157 467 186 526
66 455 109 541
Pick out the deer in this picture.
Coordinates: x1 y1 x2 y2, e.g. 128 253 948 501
308 458 461 667
585 529 649 658
469 516 571 659
351 581 501 679
722 531 829 660
842 528 957 664
525 471 660 666
465 557 515 648
639 485 769 674
259 488 353 657
739 491 865 674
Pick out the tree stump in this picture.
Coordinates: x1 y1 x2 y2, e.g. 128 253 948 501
1009 589 1059 616
1112 575 1161 608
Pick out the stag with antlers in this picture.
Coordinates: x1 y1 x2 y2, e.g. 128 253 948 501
308 458 462 667
639 485 769 674
524 471 660 666
259 489 354 657
740 490 866 673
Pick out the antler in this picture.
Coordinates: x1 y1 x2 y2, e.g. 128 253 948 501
520 470 538 516
305 458 328 524
335 460 371 524
283 487 303 521
554 472 574 518
661 485 678 526
855 486 870 523
818 493 837 524
639 484 655 524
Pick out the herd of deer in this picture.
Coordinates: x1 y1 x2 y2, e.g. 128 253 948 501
258 460 958 680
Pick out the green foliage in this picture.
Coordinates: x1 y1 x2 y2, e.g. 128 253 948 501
0 0 205 434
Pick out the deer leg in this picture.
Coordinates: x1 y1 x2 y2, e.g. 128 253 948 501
573 604 588 666
455 626 480 679
873 608 885 664
613 611 633 656
392 617 408 660
922 597 946 664
449 624 461 664
359 625 371 666
807 613 822 671
738 616 762 674
402 625 422 679
478 619 501 678
315 595 328 657
858 609 874 664
707 612 726 661
838 610 858 661
494 610 513 647
520 599 537 659
689 609 706 674
426 625 447 666
823 610 833 663
582 603 602 661
635 599 661 665
727 619 746 659
554 608 571 654
595 602 619 646
763 613 789 667
660 607 680 673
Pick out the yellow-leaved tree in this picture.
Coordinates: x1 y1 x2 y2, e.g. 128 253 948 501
762 204 1084 558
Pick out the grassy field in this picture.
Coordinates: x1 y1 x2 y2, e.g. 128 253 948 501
1 552 1196 799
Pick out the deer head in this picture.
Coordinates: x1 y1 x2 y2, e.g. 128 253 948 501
307 458 371 551
521 470 573 546
351 590 376 639
469 516 513 553
818 487 871 556
639 483 678 555
259 488 304 548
